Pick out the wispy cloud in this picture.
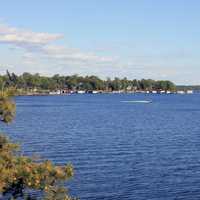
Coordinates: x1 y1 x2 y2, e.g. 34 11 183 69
0 23 115 67
0 24 63 48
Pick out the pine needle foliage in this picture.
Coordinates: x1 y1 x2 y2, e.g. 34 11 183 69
0 90 77 200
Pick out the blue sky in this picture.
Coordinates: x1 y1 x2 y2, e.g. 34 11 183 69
0 0 200 84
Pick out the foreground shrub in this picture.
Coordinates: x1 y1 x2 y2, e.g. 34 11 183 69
0 90 76 199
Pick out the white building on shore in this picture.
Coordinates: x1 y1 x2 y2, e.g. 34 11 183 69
77 90 86 94
177 90 185 94
186 90 193 94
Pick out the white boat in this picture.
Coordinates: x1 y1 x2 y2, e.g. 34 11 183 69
121 100 152 103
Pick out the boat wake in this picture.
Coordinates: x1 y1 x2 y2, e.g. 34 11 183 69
121 100 152 103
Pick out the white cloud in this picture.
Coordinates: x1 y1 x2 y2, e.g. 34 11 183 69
0 24 63 46
0 23 115 67
41 45 115 63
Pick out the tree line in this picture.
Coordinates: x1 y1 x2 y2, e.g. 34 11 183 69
176 85 200 91
0 71 176 92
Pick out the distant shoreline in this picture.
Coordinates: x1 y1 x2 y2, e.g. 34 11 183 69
16 89 196 97
1 71 199 97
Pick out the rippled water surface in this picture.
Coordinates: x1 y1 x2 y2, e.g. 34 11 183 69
1 94 200 200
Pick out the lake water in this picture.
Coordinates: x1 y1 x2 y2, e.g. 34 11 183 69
1 94 200 200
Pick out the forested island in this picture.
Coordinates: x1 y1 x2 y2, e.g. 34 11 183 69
0 71 177 95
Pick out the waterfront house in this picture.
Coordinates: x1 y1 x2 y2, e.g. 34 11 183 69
49 90 61 95
177 90 185 94
186 90 193 94
166 91 171 94
77 90 86 94
152 90 157 94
